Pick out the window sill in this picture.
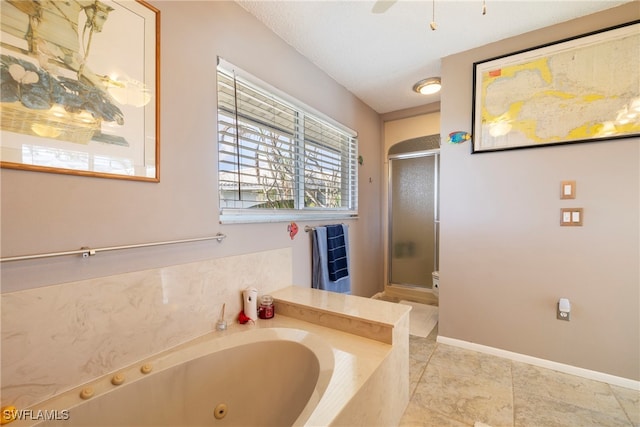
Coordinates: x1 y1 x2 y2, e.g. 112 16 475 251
219 210 358 224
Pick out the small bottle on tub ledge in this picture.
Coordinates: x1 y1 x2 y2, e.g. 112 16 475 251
258 295 275 319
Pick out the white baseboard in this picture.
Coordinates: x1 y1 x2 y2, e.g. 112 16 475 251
436 335 640 391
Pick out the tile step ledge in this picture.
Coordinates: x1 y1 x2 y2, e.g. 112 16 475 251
271 286 410 344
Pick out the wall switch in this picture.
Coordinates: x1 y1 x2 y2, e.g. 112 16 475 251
560 208 583 226
571 211 580 223
560 180 576 199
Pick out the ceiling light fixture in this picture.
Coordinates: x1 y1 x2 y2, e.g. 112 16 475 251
413 77 441 95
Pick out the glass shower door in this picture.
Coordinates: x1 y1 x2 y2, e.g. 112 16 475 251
389 152 439 288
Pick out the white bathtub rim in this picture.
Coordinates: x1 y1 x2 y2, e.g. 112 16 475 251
18 326 335 427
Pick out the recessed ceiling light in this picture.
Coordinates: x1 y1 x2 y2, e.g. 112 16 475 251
413 77 441 95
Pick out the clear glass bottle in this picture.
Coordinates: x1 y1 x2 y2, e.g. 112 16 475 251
258 295 274 319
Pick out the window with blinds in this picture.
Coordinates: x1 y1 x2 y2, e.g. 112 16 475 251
217 60 358 223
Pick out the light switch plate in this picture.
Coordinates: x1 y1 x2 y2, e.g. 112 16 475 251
560 180 576 199
560 208 583 226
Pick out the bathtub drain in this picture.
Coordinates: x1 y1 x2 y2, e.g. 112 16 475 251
213 403 228 420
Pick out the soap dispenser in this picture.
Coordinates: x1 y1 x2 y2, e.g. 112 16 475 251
243 287 258 321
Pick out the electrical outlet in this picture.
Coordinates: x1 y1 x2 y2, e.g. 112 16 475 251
557 304 570 321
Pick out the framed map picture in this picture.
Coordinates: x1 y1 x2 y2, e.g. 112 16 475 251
472 21 639 153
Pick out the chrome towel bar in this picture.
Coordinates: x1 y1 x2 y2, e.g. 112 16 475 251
0 233 227 263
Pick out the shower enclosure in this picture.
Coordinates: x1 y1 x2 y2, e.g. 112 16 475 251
388 135 439 292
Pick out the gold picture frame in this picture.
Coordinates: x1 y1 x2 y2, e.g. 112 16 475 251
472 21 639 153
0 0 160 181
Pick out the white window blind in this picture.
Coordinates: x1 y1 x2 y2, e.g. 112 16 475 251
217 59 358 223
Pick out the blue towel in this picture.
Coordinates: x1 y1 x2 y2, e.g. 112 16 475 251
312 225 351 294
326 224 348 281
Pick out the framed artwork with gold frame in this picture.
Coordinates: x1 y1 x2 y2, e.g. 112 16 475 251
0 0 160 181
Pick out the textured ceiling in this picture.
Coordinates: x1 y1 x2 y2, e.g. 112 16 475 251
237 0 634 114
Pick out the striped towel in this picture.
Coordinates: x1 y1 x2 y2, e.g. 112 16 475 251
326 224 348 281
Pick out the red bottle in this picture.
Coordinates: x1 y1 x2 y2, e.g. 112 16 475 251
258 295 274 319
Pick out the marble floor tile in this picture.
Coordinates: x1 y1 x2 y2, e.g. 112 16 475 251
409 327 438 361
610 384 640 426
513 392 632 427
409 349 428 396
409 329 437 395
412 361 514 427
427 343 513 387
512 362 627 416
401 324 638 427
399 397 468 427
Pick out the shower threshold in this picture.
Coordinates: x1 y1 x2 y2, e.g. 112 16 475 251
374 283 438 306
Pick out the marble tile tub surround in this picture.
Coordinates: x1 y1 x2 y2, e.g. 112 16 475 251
1 248 292 409
272 286 411 344
11 316 400 427
273 286 412 426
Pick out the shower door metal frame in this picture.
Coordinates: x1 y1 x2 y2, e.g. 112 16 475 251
387 149 440 289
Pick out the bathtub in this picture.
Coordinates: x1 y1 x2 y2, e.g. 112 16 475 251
20 328 334 427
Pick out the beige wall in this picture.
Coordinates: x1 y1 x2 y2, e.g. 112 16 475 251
383 112 441 154
0 1 384 297
439 4 639 381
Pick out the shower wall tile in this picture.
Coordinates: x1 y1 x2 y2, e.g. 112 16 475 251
1 248 292 409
